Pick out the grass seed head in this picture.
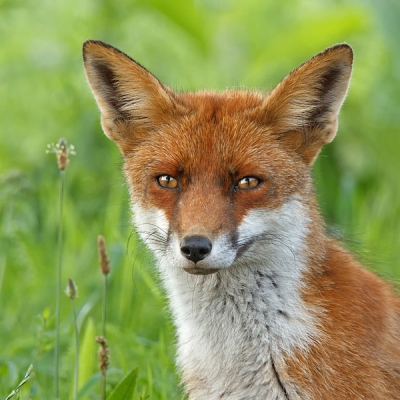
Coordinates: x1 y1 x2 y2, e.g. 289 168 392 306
95 336 110 376
65 278 78 299
97 235 111 276
46 138 76 170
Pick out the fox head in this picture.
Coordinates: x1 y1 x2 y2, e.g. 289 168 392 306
83 41 352 276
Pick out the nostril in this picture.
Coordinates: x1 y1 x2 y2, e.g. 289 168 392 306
180 235 212 264
180 245 191 258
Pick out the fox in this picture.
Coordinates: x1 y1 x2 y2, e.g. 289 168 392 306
83 40 400 399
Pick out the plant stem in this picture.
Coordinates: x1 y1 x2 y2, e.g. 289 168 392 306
55 170 65 399
97 235 110 400
101 274 107 400
72 298 79 400
5 364 33 400
102 274 107 338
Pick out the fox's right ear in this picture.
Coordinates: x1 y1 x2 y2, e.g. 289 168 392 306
83 40 181 147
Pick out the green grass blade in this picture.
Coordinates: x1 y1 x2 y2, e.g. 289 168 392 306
78 318 96 391
108 367 138 400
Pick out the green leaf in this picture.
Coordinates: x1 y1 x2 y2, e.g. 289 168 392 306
108 367 138 400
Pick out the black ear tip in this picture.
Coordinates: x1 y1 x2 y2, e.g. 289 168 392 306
338 43 353 59
83 39 109 48
83 40 99 59
82 41 141 68
82 40 115 59
326 43 354 64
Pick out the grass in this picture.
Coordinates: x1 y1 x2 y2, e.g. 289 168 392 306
45 139 72 399
5 364 33 400
0 0 400 398
97 235 111 400
65 279 79 400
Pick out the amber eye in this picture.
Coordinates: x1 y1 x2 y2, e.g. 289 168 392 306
236 176 260 190
157 175 178 189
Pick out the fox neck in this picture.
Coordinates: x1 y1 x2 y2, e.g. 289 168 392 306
152 198 324 399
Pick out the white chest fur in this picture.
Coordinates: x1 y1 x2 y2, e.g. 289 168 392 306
157 201 319 399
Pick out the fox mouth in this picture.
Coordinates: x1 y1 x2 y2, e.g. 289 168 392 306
183 267 220 275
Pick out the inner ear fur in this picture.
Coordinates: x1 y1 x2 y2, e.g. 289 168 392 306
261 44 353 165
82 40 183 145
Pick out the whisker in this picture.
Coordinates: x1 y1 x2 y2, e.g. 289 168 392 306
135 221 169 236
237 231 298 261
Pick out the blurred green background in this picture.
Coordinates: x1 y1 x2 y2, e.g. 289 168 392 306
1 0 399 398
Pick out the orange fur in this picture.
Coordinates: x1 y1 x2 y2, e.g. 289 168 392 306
287 241 400 398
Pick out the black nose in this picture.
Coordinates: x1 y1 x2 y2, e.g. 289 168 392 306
180 236 212 264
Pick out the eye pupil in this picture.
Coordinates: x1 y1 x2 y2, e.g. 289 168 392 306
157 175 178 188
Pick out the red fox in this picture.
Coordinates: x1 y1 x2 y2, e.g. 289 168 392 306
83 41 400 399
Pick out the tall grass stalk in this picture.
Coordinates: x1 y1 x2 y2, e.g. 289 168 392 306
5 364 33 400
102 271 108 339
46 139 75 399
97 235 111 400
66 278 79 400
54 169 65 398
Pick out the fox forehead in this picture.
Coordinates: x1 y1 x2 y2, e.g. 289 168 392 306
125 90 305 185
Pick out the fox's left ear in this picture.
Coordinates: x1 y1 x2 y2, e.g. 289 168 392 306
261 44 353 165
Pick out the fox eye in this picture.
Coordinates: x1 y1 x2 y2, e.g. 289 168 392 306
236 176 260 190
157 175 178 189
